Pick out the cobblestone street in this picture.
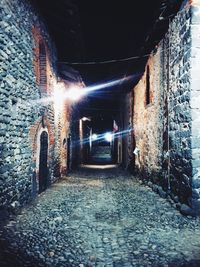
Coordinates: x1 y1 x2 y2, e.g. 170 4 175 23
1 166 200 267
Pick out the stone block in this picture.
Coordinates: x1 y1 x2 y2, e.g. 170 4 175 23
182 173 190 184
191 45 200 59
191 199 200 214
157 186 167 198
191 121 200 136
192 148 200 159
192 159 200 168
192 172 200 188
192 36 200 47
191 90 200 101
191 83 200 93
192 188 200 199
191 5 200 25
191 109 200 121
192 137 200 148
180 131 191 140
180 203 196 216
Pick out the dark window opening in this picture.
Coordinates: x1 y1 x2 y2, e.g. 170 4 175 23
67 136 71 171
39 131 48 193
146 65 150 106
39 42 47 93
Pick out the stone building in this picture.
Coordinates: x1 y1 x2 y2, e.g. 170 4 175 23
1 0 200 217
127 0 200 214
0 0 83 213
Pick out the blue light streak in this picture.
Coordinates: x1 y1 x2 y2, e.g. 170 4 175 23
30 74 139 106
73 128 133 147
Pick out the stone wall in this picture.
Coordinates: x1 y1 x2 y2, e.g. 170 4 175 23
70 95 89 169
119 92 134 169
0 0 74 213
166 1 192 206
190 0 200 213
132 0 200 213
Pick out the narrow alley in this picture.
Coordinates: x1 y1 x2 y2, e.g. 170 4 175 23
1 166 200 267
1 0 200 266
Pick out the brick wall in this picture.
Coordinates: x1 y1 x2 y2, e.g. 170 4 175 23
133 49 164 178
190 0 200 213
131 0 200 213
0 0 74 213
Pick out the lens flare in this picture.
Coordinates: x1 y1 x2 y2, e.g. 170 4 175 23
66 87 85 101
92 134 98 140
29 74 139 107
54 89 64 106
83 75 136 94
104 132 112 142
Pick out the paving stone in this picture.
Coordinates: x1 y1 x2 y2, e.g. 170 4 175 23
0 166 200 266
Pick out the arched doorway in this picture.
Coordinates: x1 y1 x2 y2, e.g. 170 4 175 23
67 136 71 171
39 131 48 193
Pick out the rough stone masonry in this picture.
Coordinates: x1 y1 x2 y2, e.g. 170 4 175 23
132 0 200 215
0 0 78 214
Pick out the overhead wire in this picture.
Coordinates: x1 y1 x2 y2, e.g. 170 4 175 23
57 3 180 66
58 53 150 65
57 42 176 66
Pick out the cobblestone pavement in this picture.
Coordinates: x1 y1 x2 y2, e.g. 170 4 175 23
1 165 200 267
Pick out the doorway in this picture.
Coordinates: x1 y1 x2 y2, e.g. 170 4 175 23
39 131 48 193
67 136 71 171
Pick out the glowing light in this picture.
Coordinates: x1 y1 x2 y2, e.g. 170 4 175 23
71 128 134 148
31 96 53 106
82 117 90 121
104 132 112 142
66 87 85 101
81 164 118 169
92 134 98 141
54 89 64 106
83 75 135 94
30 75 138 107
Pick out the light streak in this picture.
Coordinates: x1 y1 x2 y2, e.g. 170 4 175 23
91 134 98 140
65 86 85 101
29 74 138 107
104 132 113 142
83 75 137 93
82 117 91 121
72 128 133 147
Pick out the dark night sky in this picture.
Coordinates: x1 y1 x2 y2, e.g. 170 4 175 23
34 0 182 83
78 0 161 61
34 0 165 63
75 0 161 86
34 0 182 129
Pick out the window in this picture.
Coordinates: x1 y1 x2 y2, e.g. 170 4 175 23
39 42 47 93
146 65 150 106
